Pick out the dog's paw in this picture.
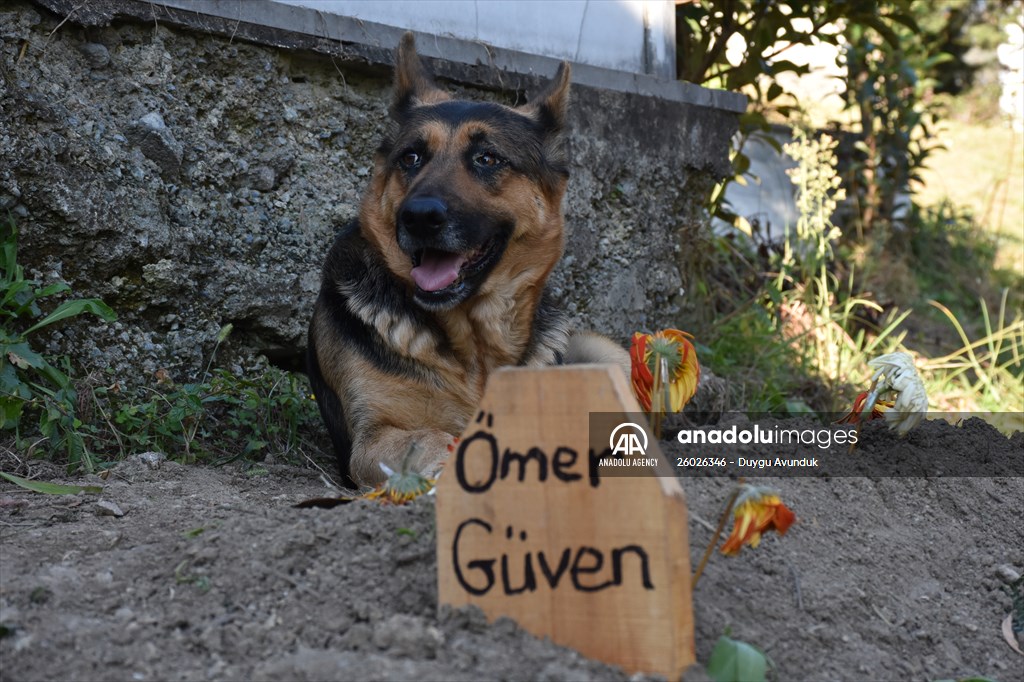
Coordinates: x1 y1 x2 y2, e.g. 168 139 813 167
411 429 457 479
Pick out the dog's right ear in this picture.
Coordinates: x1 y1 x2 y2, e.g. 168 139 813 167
392 32 450 120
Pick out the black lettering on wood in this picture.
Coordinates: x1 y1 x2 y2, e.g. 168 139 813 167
500 446 549 482
452 518 495 595
571 546 615 592
588 447 611 487
537 548 572 588
501 551 537 595
456 430 499 493
612 544 654 590
552 446 581 482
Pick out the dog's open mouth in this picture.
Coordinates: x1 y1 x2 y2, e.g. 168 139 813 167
410 239 498 294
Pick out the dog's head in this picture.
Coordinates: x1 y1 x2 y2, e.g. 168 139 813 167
359 33 571 312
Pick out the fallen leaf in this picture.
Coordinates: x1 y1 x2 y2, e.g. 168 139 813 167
293 496 357 509
0 471 103 496
1003 613 1023 656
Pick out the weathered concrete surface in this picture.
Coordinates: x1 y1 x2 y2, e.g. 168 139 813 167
1 0 739 381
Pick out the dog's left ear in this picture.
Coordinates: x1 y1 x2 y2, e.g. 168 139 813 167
520 62 571 135
392 32 450 120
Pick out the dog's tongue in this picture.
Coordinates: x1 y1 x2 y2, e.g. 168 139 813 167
411 250 466 292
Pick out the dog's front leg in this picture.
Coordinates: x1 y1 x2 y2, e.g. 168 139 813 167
349 427 455 487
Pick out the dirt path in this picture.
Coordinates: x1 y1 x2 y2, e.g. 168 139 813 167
1 419 1022 681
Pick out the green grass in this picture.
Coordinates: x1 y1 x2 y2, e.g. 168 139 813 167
77 366 323 469
915 120 1024 274
921 292 1024 430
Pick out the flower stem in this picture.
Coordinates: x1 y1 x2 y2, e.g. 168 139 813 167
650 355 666 436
692 481 743 589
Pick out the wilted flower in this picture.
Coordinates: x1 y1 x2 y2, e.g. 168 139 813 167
835 391 894 425
361 443 437 505
630 329 700 413
864 352 928 436
720 484 796 556
362 462 435 505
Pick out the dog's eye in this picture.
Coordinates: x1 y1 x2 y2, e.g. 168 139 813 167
473 152 504 168
398 151 421 170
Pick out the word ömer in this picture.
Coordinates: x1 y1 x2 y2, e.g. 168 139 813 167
454 429 612 492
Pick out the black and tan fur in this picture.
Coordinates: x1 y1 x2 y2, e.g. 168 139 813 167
307 34 626 486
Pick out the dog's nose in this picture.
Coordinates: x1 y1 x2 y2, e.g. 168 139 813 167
399 197 448 238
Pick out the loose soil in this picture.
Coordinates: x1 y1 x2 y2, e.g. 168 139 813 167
1 418 1022 682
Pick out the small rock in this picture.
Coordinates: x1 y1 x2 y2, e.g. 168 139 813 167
283 106 298 122
142 260 184 292
371 614 443 659
680 664 715 682
132 451 166 469
995 564 1021 584
95 499 125 517
139 112 167 130
338 622 372 650
251 166 276 191
0 497 29 510
537 661 593 682
125 113 183 175
77 43 110 69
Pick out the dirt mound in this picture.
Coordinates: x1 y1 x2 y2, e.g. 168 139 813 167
2 417 1022 681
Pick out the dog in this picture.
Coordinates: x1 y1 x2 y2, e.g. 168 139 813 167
306 33 628 487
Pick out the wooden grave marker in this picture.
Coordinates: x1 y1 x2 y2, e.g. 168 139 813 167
435 364 695 678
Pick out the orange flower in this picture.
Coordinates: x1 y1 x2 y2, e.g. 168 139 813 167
835 391 894 425
720 486 796 555
630 329 700 413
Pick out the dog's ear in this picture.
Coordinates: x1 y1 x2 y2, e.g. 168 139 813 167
392 32 450 119
520 61 571 136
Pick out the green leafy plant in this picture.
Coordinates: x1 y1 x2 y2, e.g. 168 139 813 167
700 122 917 413
675 0 921 231
706 632 771 682
700 106 1023 422
775 129 913 407
780 129 845 281
840 15 950 238
1 217 116 470
81 365 321 466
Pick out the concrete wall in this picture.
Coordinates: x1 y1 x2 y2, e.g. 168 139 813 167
276 0 677 79
1 0 741 381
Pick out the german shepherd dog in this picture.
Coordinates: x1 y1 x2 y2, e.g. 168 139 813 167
307 34 626 486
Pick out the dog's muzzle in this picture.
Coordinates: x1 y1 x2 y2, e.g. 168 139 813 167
399 196 448 240
397 196 468 294
396 195 508 310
